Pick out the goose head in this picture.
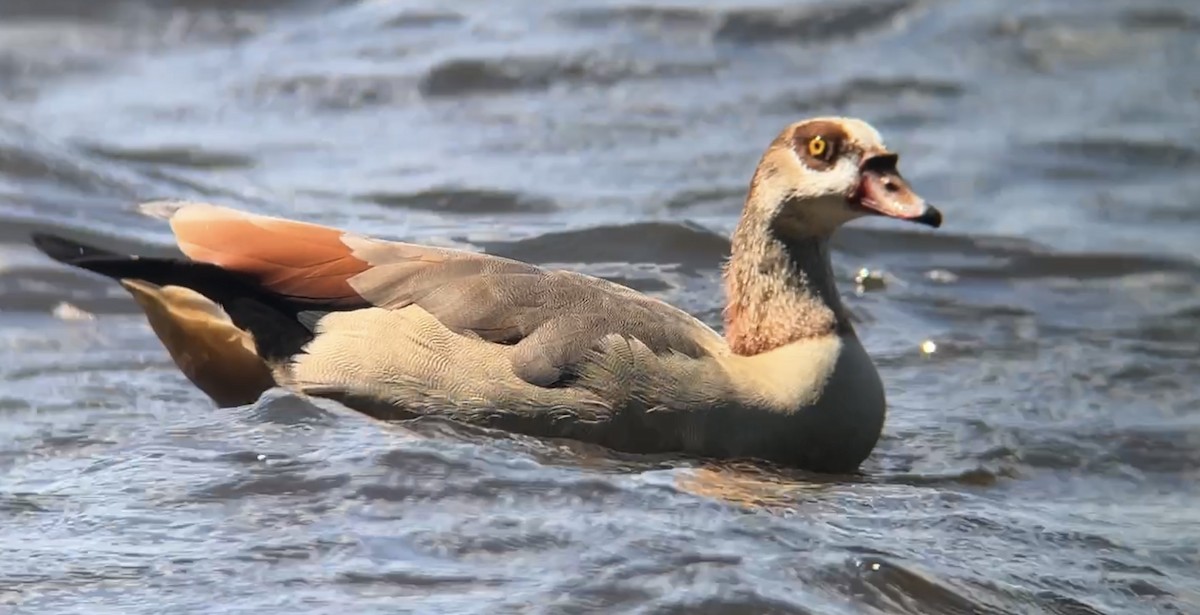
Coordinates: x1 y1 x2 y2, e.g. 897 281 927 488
746 117 941 238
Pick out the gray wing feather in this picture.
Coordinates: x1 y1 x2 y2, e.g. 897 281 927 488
344 240 722 386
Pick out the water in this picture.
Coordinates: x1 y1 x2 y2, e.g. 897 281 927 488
1 0 1198 613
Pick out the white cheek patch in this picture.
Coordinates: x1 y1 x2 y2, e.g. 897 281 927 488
794 157 859 201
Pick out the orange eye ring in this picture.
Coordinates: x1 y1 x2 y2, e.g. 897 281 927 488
808 136 828 158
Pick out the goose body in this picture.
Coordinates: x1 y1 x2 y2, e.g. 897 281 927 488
34 117 940 473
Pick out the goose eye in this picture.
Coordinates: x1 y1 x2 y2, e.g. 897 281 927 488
808 136 828 159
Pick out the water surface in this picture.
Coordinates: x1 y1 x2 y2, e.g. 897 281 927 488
2 0 1198 613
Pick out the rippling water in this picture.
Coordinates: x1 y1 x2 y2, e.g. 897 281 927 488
2 0 1198 613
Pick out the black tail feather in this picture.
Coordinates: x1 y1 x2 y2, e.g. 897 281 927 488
32 232 125 263
30 232 320 361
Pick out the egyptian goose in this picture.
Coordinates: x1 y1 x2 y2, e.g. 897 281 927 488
33 117 940 473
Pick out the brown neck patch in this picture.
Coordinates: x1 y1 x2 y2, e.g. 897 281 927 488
722 219 849 355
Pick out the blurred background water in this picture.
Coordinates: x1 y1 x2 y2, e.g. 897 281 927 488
1 0 1198 613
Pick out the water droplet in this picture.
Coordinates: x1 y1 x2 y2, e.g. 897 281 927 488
854 267 887 292
52 302 94 321
925 269 958 284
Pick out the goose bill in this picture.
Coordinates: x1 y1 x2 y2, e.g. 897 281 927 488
853 156 942 228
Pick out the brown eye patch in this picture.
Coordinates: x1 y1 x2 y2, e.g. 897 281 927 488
790 121 851 171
